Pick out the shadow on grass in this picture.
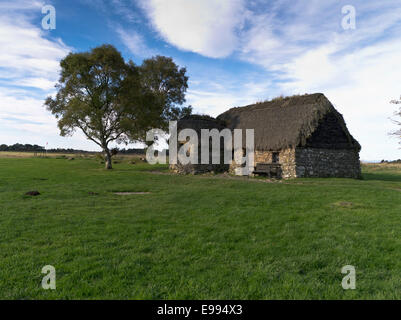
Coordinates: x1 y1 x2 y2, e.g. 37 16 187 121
362 172 401 182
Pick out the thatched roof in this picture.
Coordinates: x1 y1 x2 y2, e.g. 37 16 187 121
177 114 226 132
217 93 361 151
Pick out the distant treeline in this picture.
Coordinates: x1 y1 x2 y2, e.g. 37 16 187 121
0 143 46 152
380 159 401 164
0 143 146 155
117 148 146 155
0 143 92 153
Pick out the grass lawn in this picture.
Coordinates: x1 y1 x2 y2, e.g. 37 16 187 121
0 156 400 299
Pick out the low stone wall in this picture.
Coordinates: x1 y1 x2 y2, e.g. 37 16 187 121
169 163 229 174
295 148 361 178
170 146 361 179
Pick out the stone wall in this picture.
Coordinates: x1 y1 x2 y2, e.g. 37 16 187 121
280 148 297 179
170 145 361 179
254 148 296 179
295 148 361 178
169 141 229 175
229 148 244 175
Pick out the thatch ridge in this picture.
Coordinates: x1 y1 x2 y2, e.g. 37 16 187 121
217 93 361 151
177 114 227 132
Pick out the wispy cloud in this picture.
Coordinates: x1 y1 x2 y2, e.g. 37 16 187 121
186 73 275 117
0 14 70 90
79 0 155 59
0 1 71 145
110 0 141 23
0 0 44 11
116 27 155 57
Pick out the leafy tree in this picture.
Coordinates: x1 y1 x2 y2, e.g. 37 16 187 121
139 55 192 122
390 97 401 144
45 45 190 169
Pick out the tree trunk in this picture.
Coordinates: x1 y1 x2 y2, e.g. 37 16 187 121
104 148 112 170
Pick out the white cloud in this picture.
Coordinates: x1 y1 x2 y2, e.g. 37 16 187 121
265 3 401 160
0 2 72 146
0 90 111 151
138 0 245 58
276 40 401 160
0 15 70 89
186 76 274 117
0 0 43 10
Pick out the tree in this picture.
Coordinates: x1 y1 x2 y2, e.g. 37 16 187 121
139 55 192 122
390 96 401 144
45 45 190 169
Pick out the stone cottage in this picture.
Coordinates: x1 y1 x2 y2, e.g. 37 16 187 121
169 115 229 174
171 93 362 179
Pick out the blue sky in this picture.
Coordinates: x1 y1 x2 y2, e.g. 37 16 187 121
0 0 401 160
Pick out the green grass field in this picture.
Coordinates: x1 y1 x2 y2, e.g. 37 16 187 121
0 155 400 299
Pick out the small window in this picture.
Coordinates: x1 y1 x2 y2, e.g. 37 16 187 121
272 152 279 163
